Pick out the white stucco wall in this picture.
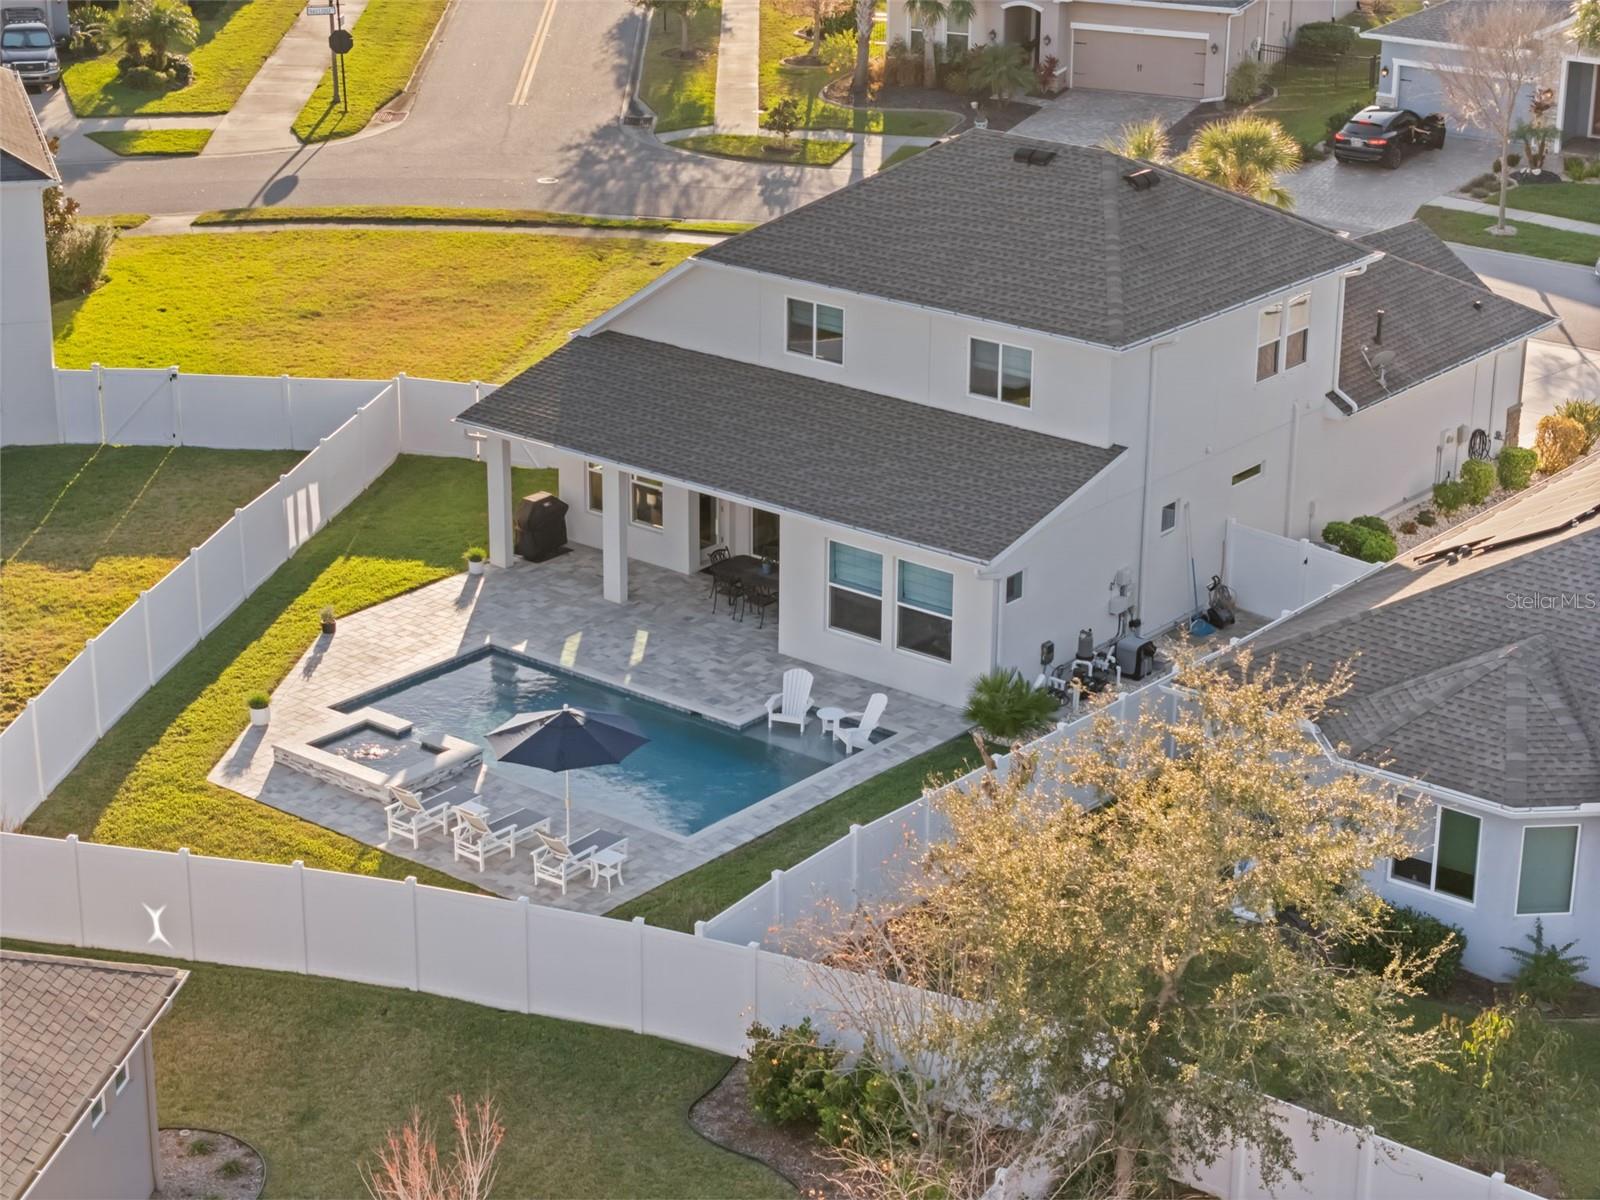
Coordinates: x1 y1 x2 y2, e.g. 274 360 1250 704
27 1035 160 1200
543 449 701 576
1 180 59 446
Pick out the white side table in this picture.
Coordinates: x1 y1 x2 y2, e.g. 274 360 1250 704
590 847 627 892
816 706 848 738
451 799 489 828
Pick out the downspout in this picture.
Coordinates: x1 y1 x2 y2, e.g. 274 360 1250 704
1134 337 1178 622
1282 399 1302 537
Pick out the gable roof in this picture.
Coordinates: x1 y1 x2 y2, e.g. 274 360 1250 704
458 331 1124 563
698 130 1374 350
1244 456 1600 809
1330 221 1554 413
2 951 186 1199
0 68 58 184
1361 0 1574 45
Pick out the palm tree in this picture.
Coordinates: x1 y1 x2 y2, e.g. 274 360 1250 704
117 0 197 70
965 42 1032 104
902 0 975 88
1103 117 1171 163
1174 114 1301 209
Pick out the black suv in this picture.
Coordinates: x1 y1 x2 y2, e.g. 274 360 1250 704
1332 107 1446 168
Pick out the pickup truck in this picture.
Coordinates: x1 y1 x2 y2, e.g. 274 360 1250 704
2 12 60 90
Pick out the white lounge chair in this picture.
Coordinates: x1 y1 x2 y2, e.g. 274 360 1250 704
765 668 814 732
384 784 461 850
453 808 549 871
835 693 887 754
531 829 629 894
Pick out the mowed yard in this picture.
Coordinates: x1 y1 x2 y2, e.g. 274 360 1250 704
52 228 698 382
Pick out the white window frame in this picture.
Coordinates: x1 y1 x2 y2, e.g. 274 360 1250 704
825 539 884 644
629 474 664 532
1160 501 1178 534
967 336 1033 408
1231 463 1263 486
585 461 604 514
1514 823 1581 917
786 297 845 365
1387 802 1482 909
1256 302 1283 381
1284 293 1311 370
113 1062 129 1095
89 1094 106 1128
1004 570 1024 604
894 558 955 664
944 10 969 54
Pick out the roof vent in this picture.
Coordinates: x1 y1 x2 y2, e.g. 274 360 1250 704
1472 298 1483 311
1013 147 1057 166
1123 168 1158 191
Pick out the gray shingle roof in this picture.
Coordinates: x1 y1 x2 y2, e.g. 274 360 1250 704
2 951 185 1199
0 68 57 184
698 130 1374 349
1330 222 1554 412
459 331 1124 563
1361 0 1574 45
1244 456 1600 809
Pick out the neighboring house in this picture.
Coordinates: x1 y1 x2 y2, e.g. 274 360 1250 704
1 950 187 1200
457 131 1548 708
1361 0 1595 148
1242 457 1600 985
0 65 59 445
885 0 1359 101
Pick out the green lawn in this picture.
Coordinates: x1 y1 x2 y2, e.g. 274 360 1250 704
638 1 720 132
52 228 696 382
758 0 957 136
85 128 213 156
675 133 854 165
1501 181 1600 224
876 143 926 172
191 204 753 235
612 736 982 932
1256 60 1375 153
2 940 787 1200
61 0 302 116
21 456 545 886
1417 205 1600 266
292 0 447 141
1 446 300 730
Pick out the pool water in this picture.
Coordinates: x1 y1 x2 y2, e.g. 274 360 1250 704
316 726 432 771
337 649 862 836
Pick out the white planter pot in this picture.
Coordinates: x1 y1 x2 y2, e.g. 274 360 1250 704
468 560 485 576
249 706 270 727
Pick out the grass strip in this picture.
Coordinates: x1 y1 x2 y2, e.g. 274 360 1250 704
83 213 151 230
1499 181 1600 224
1417 204 1600 267
86 128 213 156
292 0 447 142
674 133 854 166
638 1 720 132
190 205 753 235
876 143 926 172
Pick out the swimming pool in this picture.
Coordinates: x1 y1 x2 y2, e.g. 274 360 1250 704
336 649 871 836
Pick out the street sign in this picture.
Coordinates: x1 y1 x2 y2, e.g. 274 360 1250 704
306 4 335 13
328 28 353 53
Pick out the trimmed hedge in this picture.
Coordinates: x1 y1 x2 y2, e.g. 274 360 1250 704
1460 458 1496 505
1497 446 1538 491
1345 902 1466 996
1535 414 1588 475
1323 517 1397 563
1432 480 1469 514
1294 21 1358 56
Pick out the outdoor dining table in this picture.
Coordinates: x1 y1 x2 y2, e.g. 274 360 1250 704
707 554 780 590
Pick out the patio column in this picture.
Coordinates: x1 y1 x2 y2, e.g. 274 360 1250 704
486 435 514 568
601 465 628 603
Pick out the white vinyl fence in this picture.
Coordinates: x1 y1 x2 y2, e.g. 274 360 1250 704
1222 518 1379 622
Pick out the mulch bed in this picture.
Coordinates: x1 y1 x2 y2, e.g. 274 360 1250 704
157 1128 265 1200
690 1062 843 1199
1440 969 1600 1020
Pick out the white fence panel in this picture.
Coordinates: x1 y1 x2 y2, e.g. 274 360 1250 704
188 855 306 972
776 842 853 937
144 556 202 677
642 928 752 1056
55 369 98 443
290 378 389 449
237 481 291 591
400 377 478 458
31 655 100 792
101 367 175 444
1306 542 1376 600
1224 519 1379 621
192 521 247 636
364 385 402 468
75 841 194 956
302 869 415 989
91 605 153 728
178 373 290 449
527 905 639 1032
0 708 43 826
279 450 332 550
415 887 525 1011
702 878 775 946
0 833 79 944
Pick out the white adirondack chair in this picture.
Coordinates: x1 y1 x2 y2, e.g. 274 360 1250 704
765 668 814 732
835 693 887 753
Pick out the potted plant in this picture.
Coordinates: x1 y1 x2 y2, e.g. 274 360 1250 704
247 692 270 726
320 605 337 635
466 547 487 576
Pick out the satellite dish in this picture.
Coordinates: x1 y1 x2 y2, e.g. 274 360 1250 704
1368 348 1397 387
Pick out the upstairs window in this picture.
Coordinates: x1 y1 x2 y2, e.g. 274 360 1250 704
787 298 844 364
1285 294 1311 369
585 461 604 513
1256 303 1283 381
1004 571 1023 603
970 338 1032 407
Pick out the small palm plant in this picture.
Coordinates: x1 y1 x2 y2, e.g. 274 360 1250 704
1175 114 1301 209
117 0 197 70
962 667 1058 742
964 43 1033 104
1103 117 1171 163
902 0 975 89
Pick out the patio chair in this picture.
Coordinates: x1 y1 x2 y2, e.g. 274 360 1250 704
765 667 813 732
453 808 549 871
705 546 731 596
384 784 462 850
743 582 778 629
712 572 742 617
531 829 629 894
835 693 888 754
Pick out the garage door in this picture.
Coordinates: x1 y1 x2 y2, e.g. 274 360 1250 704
1396 65 1493 138
1071 29 1205 99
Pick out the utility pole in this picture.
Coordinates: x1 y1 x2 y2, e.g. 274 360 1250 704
328 0 340 105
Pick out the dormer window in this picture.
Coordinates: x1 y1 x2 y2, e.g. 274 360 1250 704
787 298 844 363
969 338 1032 407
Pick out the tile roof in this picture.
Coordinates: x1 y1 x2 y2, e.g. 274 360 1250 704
1330 221 1554 413
698 130 1374 349
1244 456 1600 809
2 951 185 1199
0 68 58 184
1362 0 1574 45
458 331 1124 563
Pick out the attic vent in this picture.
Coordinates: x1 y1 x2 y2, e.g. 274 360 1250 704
1122 168 1158 191
1013 147 1057 166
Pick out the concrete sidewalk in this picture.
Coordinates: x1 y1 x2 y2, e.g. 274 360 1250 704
1431 193 1600 237
204 0 369 156
712 0 761 134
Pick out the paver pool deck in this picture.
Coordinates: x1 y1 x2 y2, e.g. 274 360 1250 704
211 546 968 914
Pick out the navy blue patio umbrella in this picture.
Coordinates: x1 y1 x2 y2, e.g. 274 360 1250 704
485 706 648 839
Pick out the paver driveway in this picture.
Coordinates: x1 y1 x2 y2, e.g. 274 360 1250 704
1012 89 1198 148
1287 136 1487 233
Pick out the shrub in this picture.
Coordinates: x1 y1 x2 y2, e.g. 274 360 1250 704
1226 59 1263 106
763 97 802 139
1415 509 1437 527
818 29 856 76
167 52 193 87
1496 445 1538 491
1564 154 1597 181
246 692 270 710
1324 101 1365 140
1505 151 1522 169
963 667 1058 741
1351 514 1390 536
44 188 115 301
1459 458 1496 505
1431 480 1468 514
1344 902 1465 995
1398 520 1418 535
1505 919 1590 1006
1322 518 1397 563
746 1019 842 1127
1534 414 1587 474
122 64 174 90
1554 398 1600 452
1294 20 1357 56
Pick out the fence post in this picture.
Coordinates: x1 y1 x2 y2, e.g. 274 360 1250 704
748 941 761 1033
848 823 862 905
191 546 206 638
633 916 647 1035
770 868 784 933
93 362 105 445
85 638 104 738
236 511 249 594
293 860 309 973
178 847 195 959
68 833 86 947
1227 1136 1247 1198
407 876 421 991
1355 1126 1376 1200
1297 539 1313 609
139 593 157 686
281 375 294 448
170 365 182 445
518 896 532 1014
694 919 706 938
921 794 932 846
27 699 46 804
1489 1171 1508 1199
394 372 408 453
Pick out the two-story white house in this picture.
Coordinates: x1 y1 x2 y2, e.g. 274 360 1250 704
458 131 1549 708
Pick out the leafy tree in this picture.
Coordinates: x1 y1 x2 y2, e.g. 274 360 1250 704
903 0 975 90
1103 117 1170 162
818 29 855 77
964 42 1032 103
1175 114 1301 208
818 651 1453 1199
115 0 198 70
962 667 1058 742
634 0 705 58
764 97 802 142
